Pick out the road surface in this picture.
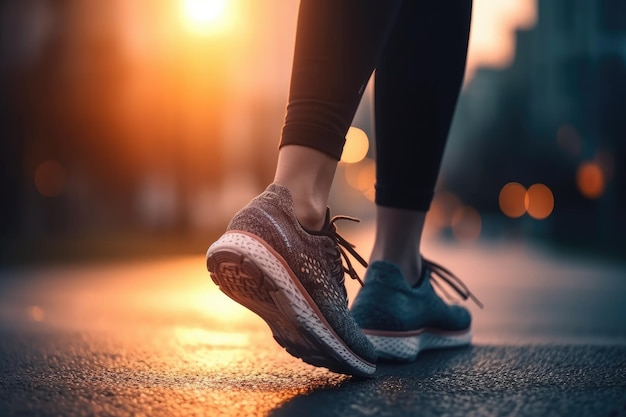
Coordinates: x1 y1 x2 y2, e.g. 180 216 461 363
1 232 625 416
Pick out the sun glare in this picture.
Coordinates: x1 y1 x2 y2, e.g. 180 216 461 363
182 0 230 33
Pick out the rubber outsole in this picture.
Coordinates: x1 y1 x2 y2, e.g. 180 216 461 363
206 232 376 377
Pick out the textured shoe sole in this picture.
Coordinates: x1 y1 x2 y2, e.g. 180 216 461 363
206 231 376 377
364 329 472 362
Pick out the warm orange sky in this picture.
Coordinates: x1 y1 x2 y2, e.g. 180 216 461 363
466 0 537 79
120 0 537 80
114 0 538 105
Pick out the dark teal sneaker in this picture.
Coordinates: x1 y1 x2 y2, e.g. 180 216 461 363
351 259 482 362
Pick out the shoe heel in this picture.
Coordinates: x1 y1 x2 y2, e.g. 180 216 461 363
207 248 278 308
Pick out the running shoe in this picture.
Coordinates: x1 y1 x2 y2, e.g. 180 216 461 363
351 259 482 362
206 183 377 376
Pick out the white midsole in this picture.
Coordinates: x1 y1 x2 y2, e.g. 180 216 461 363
208 231 375 374
366 331 472 361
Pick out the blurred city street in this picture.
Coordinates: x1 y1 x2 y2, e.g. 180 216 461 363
1 1 626 415
1 228 625 417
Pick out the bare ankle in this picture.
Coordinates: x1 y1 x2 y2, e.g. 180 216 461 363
292 198 326 230
273 145 338 230
370 205 427 286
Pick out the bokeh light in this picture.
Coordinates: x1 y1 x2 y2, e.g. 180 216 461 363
34 160 67 197
451 206 482 242
344 157 376 200
29 306 45 322
594 149 615 180
576 162 605 199
499 182 527 218
525 183 554 220
341 127 370 164
556 125 582 156
427 191 463 230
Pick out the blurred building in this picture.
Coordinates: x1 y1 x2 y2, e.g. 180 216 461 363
444 0 626 253
0 0 298 252
2 0 625 259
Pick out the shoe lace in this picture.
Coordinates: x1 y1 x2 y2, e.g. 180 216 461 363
423 258 483 308
319 215 369 287
317 214 483 309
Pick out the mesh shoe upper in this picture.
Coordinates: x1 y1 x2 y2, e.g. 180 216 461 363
226 183 377 362
351 260 472 332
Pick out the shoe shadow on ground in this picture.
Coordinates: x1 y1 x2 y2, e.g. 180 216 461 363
269 346 479 417
269 345 626 417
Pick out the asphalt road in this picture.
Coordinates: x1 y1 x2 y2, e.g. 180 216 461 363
1 235 625 416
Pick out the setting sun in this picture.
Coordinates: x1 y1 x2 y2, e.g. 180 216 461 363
182 0 230 33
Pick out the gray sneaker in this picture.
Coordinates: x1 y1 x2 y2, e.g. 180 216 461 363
351 259 482 362
206 183 377 376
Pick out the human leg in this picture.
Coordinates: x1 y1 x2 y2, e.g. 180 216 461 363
207 0 403 376
273 145 337 231
351 0 480 362
275 0 402 230
371 0 473 283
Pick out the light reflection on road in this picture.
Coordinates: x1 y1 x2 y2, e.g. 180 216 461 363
1 227 625 345
0 225 625 416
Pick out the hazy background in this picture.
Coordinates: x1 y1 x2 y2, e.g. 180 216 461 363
0 0 624 264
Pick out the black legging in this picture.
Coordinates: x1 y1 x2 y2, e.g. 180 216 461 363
280 0 472 211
